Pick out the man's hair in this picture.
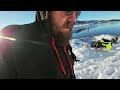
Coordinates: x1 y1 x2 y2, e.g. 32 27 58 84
36 11 48 21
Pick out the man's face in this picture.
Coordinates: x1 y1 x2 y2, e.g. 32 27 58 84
50 11 79 46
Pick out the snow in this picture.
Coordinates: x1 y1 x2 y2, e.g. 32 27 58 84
73 23 90 28
70 34 120 79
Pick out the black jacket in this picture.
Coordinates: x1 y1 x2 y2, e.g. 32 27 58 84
0 21 76 79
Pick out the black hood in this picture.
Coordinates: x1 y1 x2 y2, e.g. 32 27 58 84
35 11 52 36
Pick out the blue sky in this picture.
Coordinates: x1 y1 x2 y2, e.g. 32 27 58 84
78 11 120 21
0 11 35 30
0 11 120 30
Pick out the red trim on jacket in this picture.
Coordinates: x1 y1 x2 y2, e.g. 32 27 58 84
51 36 74 78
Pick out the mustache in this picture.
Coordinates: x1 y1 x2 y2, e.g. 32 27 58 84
64 21 75 29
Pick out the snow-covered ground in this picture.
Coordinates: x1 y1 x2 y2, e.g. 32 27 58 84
72 23 97 33
73 23 90 28
70 34 120 79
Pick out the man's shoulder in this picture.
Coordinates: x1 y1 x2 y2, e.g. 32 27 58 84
0 24 32 50
0 25 18 51
1 25 18 36
0 22 35 37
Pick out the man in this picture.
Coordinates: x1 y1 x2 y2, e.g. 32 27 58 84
0 11 80 79
91 37 118 51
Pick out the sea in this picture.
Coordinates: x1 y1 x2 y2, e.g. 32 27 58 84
72 21 120 39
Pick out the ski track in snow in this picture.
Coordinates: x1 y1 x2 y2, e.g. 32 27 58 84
70 34 120 79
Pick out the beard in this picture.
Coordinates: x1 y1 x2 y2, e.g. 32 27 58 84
51 21 73 47
52 29 72 46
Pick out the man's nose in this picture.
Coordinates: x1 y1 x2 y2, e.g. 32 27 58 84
67 12 77 22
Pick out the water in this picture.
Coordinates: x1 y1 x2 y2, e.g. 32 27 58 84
72 21 120 39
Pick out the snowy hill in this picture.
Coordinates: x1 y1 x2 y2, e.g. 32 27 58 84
70 34 120 79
